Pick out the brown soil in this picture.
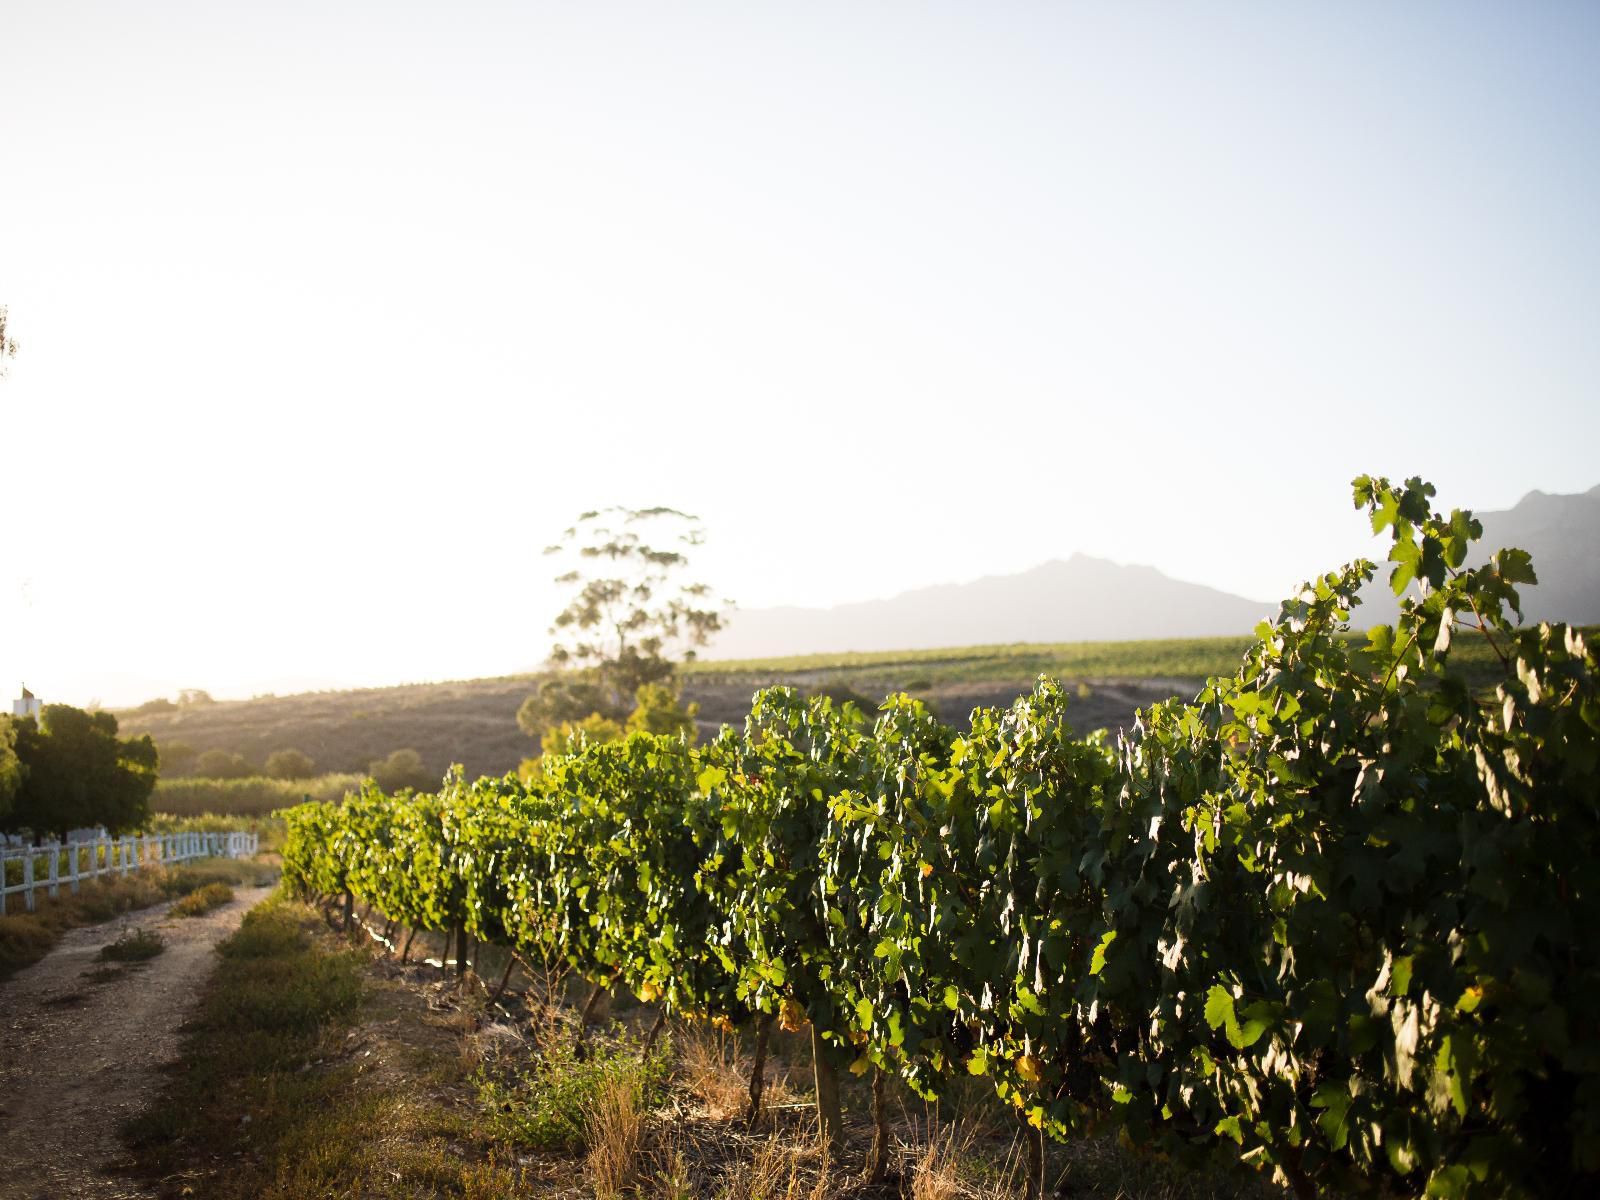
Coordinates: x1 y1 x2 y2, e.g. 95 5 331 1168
0 886 272 1200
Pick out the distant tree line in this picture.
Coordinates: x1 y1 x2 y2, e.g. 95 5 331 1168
152 738 432 794
0 705 158 840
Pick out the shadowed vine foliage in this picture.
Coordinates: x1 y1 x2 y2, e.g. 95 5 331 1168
282 476 1598 1199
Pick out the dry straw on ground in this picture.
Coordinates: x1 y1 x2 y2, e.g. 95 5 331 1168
586 1074 645 1199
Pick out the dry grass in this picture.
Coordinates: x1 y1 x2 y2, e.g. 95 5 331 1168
587 1074 646 1199
680 1023 753 1119
1 856 276 977
909 1121 1022 1200
1 870 174 977
169 880 235 917
679 1021 798 1122
119 891 1289 1200
124 896 543 1199
719 1130 833 1200
98 927 165 962
117 675 547 782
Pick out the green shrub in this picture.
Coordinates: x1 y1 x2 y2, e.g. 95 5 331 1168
170 881 233 917
479 1035 669 1152
194 750 253 779
367 748 433 793
100 927 164 962
264 749 316 781
220 908 310 960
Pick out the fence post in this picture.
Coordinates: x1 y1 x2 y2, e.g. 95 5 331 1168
47 844 60 899
22 853 34 913
69 842 81 893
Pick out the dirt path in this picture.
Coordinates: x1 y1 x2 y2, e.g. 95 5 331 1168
0 885 273 1200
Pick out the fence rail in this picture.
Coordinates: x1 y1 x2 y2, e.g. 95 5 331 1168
0 830 259 915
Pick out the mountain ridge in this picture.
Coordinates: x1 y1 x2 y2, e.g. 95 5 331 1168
706 553 1273 660
1355 483 1600 626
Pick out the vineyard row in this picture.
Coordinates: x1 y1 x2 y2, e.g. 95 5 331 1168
281 477 1599 1200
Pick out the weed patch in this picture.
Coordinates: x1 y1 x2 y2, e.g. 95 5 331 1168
0 872 170 978
479 1033 670 1152
99 927 164 962
586 1074 645 1199
169 881 234 917
0 857 273 979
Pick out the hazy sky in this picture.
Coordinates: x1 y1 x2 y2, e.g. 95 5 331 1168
3 2 1597 707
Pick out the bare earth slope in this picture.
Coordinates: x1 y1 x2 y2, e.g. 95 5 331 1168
0 886 271 1200
116 665 1206 782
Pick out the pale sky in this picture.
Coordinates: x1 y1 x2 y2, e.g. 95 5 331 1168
3 1 1597 708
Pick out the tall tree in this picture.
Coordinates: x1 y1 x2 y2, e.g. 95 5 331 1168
0 716 22 824
542 506 729 708
5 705 158 839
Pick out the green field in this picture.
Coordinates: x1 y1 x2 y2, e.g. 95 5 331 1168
686 624 1545 690
688 635 1254 683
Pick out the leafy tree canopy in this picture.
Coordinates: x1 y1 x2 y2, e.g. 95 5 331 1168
368 748 432 793
543 506 728 706
265 748 316 780
157 739 197 775
194 749 252 779
516 675 623 738
625 682 700 743
4 704 157 837
0 715 22 823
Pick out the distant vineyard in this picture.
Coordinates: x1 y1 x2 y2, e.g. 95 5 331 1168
153 773 362 818
282 477 1599 1200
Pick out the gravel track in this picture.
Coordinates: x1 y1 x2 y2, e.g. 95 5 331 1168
0 885 272 1200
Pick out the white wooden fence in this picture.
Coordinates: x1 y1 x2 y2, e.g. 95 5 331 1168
0 830 259 915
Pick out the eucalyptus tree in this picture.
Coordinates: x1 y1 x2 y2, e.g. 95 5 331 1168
540 505 729 711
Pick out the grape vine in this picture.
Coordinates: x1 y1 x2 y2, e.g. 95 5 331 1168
281 476 1599 1200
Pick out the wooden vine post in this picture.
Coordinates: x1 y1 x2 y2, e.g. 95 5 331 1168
746 1013 774 1126
865 1069 890 1184
811 1024 843 1157
641 1009 668 1059
573 980 609 1060
1022 1118 1045 1200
